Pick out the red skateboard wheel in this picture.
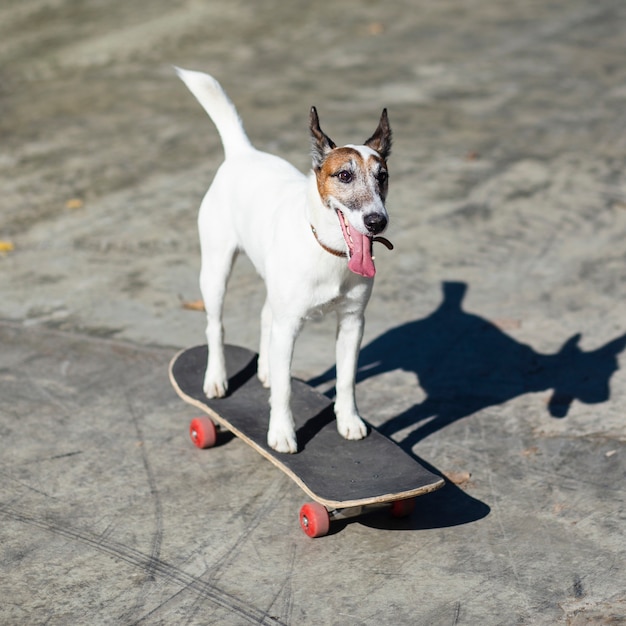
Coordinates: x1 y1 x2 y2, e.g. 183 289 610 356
299 502 330 538
390 497 416 518
189 416 217 449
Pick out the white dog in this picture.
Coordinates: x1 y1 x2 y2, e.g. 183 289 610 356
176 68 392 453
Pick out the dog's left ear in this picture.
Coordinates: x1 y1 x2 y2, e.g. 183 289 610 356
310 106 337 170
365 108 392 160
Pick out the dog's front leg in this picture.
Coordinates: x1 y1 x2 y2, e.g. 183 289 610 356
334 310 368 440
267 315 302 453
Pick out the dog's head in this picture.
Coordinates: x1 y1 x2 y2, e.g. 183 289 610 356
310 107 392 278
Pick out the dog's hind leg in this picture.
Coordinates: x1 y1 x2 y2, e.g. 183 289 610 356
257 297 272 388
267 314 303 453
199 236 238 399
334 310 368 440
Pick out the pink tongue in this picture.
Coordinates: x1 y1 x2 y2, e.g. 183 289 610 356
348 231 376 278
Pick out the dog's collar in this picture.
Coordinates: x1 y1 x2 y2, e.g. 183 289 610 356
310 224 348 258
309 224 395 259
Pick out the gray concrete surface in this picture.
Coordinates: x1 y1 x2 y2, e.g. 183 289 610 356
1 0 625 623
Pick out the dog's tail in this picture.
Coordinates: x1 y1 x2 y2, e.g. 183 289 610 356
175 67 253 159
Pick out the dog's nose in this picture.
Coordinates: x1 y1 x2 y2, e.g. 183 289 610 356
364 213 387 235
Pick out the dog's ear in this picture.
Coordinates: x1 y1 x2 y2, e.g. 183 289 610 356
310 106 337 170
365 108 392 160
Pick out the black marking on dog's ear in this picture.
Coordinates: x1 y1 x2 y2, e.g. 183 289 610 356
310 106 337 170
365 108 392 160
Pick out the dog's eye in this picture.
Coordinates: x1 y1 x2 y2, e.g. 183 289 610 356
378 171 388 185
336 170 353 184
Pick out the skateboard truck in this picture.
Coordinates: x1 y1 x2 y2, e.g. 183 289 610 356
299 498 417 538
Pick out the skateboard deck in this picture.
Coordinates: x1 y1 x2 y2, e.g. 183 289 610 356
169 345 444 536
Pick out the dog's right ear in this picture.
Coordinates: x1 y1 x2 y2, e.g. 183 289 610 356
310 106 336 170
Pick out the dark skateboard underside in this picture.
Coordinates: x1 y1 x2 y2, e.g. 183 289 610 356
169 345 444 508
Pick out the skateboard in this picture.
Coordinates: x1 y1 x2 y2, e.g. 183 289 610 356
169 345 445 537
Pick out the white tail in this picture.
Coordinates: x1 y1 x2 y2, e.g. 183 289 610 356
175 67 253 159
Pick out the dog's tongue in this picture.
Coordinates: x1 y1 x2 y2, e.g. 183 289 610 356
348 231 376 278
337 210 375 278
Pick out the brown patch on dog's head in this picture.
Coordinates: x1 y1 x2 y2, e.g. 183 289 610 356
315 147 390 213
315 147 362 204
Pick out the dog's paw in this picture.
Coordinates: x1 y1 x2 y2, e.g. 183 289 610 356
203 372 228 399
267 425 298 454
337 414 368 441
257 368 270 389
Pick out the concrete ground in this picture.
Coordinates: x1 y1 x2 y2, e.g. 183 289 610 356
1 0 625 623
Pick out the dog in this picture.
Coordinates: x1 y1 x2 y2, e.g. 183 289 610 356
176 68 392 453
